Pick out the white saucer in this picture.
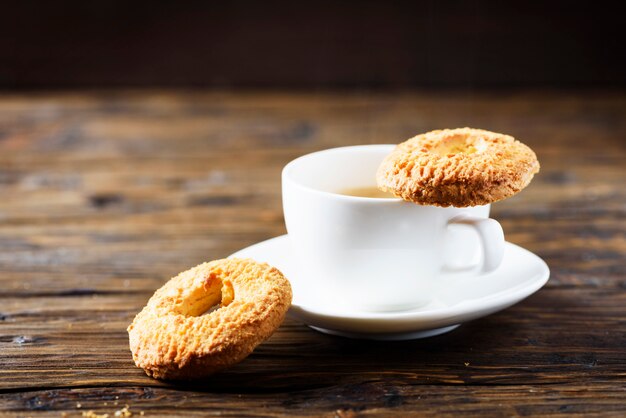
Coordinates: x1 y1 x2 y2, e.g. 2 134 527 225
230 235 550 340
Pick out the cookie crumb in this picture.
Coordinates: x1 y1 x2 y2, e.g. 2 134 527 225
335 409 357 418
82 411 109 418
114 406 133 417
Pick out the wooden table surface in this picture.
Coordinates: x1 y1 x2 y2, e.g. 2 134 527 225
0 91 624 417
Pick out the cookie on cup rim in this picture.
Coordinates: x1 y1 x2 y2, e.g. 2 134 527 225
376 128 540 207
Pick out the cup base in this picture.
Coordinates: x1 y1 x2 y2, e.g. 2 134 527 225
309 324 461 341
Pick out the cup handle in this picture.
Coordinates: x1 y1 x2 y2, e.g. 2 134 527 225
443 214 505 274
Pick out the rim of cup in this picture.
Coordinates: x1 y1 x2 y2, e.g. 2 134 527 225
282 144 404 203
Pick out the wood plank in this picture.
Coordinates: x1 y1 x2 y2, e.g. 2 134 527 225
1 287 624 392
1 384 625 417
0 90 624 415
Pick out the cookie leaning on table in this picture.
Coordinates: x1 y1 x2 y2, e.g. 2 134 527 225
128 258 292 380
376 128 540 207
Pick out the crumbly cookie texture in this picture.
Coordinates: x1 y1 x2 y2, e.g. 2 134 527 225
376 128 540 207
128 258 292 380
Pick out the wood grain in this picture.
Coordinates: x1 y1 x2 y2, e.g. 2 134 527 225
0 91 625 416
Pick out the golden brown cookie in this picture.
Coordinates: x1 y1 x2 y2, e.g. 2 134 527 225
376 128 540 207
128 258 292 380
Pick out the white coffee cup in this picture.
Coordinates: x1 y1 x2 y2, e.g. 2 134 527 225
282 145 505 312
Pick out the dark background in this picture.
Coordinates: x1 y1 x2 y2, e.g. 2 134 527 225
1 0 624 90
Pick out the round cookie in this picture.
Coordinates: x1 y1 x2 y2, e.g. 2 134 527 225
376 128 540 207
128 258 292 380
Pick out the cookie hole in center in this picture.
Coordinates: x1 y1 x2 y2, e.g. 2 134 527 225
203 280 234 316
433 135 487 156
185 274 235 317
202 303 222 316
